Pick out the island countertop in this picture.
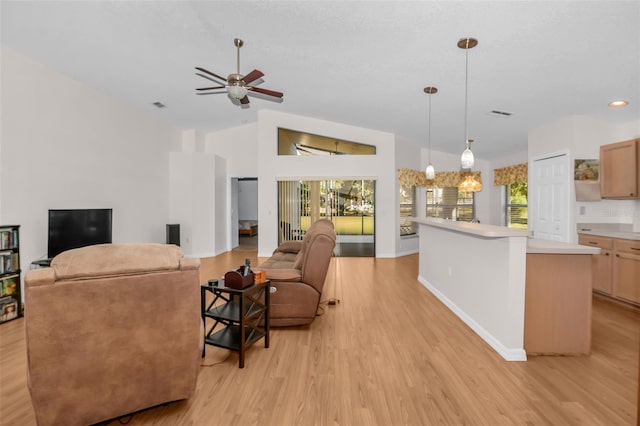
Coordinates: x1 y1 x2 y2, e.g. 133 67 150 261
526 238 601 255
411 217 530 238
412 217 601 254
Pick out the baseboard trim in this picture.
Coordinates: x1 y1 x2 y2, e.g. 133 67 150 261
418 275 527 362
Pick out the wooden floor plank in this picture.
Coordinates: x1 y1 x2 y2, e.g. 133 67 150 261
1 252 638 425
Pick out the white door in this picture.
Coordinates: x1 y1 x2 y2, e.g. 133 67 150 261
531 151 570 242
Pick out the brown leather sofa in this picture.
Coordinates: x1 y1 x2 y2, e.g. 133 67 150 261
24 244 201 426
258 219 336 326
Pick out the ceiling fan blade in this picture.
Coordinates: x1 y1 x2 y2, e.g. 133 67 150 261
196 86 225 91
242 69 264 85
239 96 250 105
195 67 227 82
250 86 283 98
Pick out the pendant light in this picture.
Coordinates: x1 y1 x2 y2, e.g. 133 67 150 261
424 86 437 180
458 173 483 192
459 37 478 170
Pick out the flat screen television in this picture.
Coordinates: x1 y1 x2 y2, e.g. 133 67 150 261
47 209 113 258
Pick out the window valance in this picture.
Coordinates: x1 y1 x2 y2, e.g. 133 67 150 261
398 168 482 188
494 163 528 186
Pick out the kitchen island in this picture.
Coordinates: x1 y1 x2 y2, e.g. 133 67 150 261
412 217 600 361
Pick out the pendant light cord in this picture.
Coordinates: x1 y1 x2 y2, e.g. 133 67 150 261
428 93 432 163
464 38 469 147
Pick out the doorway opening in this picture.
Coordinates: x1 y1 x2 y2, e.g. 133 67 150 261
278 179 375 257
233 177 258 251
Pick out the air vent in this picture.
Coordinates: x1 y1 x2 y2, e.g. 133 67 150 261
490 110 512 116
152 101 166 109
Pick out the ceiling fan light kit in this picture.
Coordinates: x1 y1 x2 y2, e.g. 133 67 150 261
227 84 248 100
195 38 283 106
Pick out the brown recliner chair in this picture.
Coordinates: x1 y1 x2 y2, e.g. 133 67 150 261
24 244 201 426
259 219 336 326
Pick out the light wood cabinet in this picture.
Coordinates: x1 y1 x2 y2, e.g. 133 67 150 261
612 239 640 304
600 139 640 199
578 234 613 294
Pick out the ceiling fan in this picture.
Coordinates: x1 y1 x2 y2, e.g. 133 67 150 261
195 38 284 105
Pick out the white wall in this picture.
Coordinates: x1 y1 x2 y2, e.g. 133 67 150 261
257 109 398 258
395 136 422 256
214 155 227 255
206 123 259 251
1 47 179 275
529 115 640 241
168 150 222 258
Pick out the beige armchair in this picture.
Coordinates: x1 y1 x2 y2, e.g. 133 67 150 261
259 219 336 326
24 243 201 426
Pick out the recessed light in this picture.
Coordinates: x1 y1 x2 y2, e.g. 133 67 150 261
608 100 628 107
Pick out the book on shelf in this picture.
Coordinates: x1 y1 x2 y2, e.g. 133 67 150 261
1 274 19 297
0 251 19 274
0 229 18 250
0 296 19 322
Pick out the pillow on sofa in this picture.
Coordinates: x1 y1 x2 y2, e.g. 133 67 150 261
276 241 303 254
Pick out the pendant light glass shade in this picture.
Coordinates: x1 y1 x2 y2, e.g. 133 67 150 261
424 86 437 180
425 163 435 180
460 139 475 169
458 174 483 192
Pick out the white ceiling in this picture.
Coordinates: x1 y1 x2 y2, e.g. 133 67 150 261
1 1 638 159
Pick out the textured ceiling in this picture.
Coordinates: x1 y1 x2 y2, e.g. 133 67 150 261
1 1 638 159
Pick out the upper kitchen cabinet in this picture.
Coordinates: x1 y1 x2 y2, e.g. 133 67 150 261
600 139 640 199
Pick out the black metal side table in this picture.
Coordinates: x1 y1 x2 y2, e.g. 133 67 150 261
200 279 270 368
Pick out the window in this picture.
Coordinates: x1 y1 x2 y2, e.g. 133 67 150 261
426 187 475 221
505 183 528 228
399 185 416 236
278 128 376 156
278 179 375 256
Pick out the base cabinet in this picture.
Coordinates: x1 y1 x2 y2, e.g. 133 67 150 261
578 235 613 295
612 239 640 304
579 234 640 306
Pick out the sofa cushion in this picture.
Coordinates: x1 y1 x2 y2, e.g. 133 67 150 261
52 243 183 280
260 256 294 269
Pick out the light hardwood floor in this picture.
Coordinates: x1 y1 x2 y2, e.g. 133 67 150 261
1 252 638 425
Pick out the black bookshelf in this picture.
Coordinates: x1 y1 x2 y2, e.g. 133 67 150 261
0 225 21 324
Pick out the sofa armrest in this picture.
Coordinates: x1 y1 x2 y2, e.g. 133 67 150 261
180 257 201 271
24 268 56 288
264 268 302 282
